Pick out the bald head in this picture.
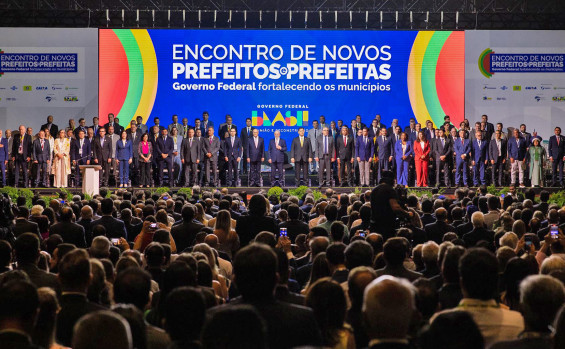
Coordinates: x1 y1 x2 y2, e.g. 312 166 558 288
363 276 415 340
204 234 219 249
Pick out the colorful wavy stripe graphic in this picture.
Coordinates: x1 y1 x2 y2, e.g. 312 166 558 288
99 29 158 126
407 31 464 128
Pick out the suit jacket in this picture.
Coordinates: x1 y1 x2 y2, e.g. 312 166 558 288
394 141 413 160
247 136 264 162
168 122 183 135
73 126 88 139
269 138 287 163
507 137 527 161
93 136 113 162
463 227 495 247
17 263 60 293
279 219 310 243
433 137 453 161
11 133 32 159
13 218 41 239
49 221 87 248
240 126 255 149
290 136 312 162
90 124 101 136
201 120 214 133
115 139 133 161
181 137 202 163
485 121 495 140
202 136 221 161
356 135 374 161
489 138 507 162
374 134 392 159
471 139 489 162
375 265 422 282
29 215 50 236
336 135 354 161
236 214 278 246
104 121 123 135
91 215 127 239
156 136 175 159
424 128 436 140
0 138 9 161
219 124 237 140
70 138 91 162
136 123 148 135
414 140 431 161
368 127 383 139
126 130 142 158
223 137 243 160
424 221 455 244
307 128 321 155
548 134 565 159
454 138 471 158
32 138 51 163
316 135 335 158
171 220 204 252
41 122 59 136
77 218 94 245
56 293 106 346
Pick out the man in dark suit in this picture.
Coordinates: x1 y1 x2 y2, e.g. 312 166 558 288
93 127 112 187
70 129 91 187
73 118 88 139
201 111 214 134
181 128 201 187
433 128 453 187
14 233 59 291
49 207 87 248
90 116 101 136
316 127 335 188
56 249 106 346
202 126 221 187
219 115 237 141
11 125 32 187
103 113 123 135
368 119 382 139
508 129 528 187
156 128 175 187
336 126 354 187
548 126 565 186
462 212 495 247
482 114 495 140
41 115 59 138
126 122 142 186
424 208 455 244
363 273 413 349
519 123 532 146
240 118 255 174
247 129 264 187
375 128 392 184
454 129 471 186
268 130 287 186
91 198 127 239
171 205 204 252
13 207 40 239
32 130 50 187
471 131 489 186
489 130 507 186
223 128 242 187
220 244 322 349
290 127 312 186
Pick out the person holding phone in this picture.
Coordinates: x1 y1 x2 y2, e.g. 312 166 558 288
534 228 565 266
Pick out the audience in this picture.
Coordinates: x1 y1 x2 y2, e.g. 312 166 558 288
0 186 565 349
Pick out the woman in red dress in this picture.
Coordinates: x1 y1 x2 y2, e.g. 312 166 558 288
414 130 431 187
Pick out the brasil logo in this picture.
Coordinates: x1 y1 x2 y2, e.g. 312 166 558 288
479 48 494 78
252 110 309 127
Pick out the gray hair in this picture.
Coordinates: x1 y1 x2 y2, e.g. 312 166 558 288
499 232 519 249
520 275 565 331
471 211 485 228
540 256 565 275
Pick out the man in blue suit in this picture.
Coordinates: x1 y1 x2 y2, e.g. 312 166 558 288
268 130 287 186
32 130 51 187
508 129 528 187
471 131 489 186
70 129 91 187
247 129 264 187
454 129 471 186
201 111 214 134
156 128 175 187
375 128 392 184
0 130 8 186
223 128 243 187
548 126 565 186
356 127 374 187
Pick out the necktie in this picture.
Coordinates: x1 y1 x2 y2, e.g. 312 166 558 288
314 129 317 139
247 127 250 136
478 140 481 148
164 136 167 143
209 137 212 144
101 138 104 147
300 137 303 147
344 137 347 146
231 137 234 147
441 138 444 147
189 138 192 146
254 137 258 147
324 136 328 154
382 136 385 143
276 138 279 147
41 139 44 151
558 137 560 146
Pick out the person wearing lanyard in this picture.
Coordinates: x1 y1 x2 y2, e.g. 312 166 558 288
115 130 133 188
395 132 413 187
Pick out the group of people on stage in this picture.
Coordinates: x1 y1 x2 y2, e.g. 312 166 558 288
0 112 562 188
